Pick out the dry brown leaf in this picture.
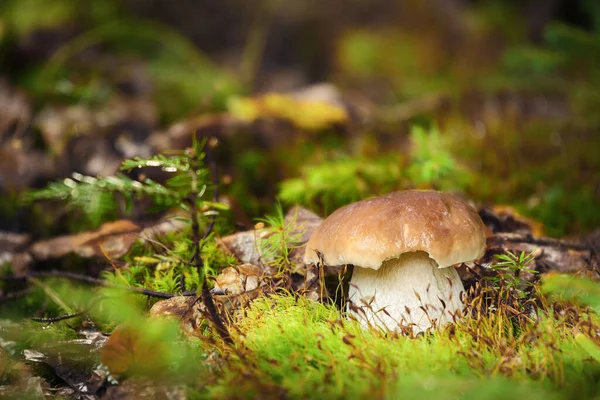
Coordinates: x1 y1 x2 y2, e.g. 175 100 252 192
149 296 203 339
214 267 243 295
100 325 169 379
237 263 264 292
217 229 270 268
29 219 140 261
149 296 196 320
213 263 265 295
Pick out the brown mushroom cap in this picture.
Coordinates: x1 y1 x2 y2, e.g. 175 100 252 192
304 190 486 269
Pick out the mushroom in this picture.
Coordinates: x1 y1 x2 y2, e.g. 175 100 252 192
304 190 486 332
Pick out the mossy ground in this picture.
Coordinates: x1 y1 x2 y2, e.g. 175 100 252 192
196 284 600 399
1 1 600 398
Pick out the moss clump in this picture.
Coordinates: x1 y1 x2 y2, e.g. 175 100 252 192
198 287 600 399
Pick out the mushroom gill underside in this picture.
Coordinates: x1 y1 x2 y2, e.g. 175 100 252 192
348 251 465 333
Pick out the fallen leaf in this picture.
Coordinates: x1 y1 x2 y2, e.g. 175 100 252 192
213 263 266 296
29 219 140 261
238 263 264 292
228 92 347 131
150 296 196 320
214 267 243 295
217 229 270 268
100 324 169 379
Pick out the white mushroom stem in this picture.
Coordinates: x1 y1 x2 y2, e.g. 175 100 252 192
348 251 464 333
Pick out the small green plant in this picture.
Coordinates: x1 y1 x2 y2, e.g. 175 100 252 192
23 172 179 227
256 204 305 273
107 233 236 294
21 137 232 293
23 141 227 228
19 138 235 343
489 250 538 298
278 155 402 212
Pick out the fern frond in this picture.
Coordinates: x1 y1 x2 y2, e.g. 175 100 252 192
121 154 192 173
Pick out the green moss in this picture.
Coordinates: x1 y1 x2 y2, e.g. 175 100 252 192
278 124 473 214
100 230 236 295
279 155 403 214
203 293 599 399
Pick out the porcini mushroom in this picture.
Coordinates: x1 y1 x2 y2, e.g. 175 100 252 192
304 190 486 332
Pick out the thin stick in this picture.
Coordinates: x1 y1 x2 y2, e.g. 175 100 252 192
31 310 87 323
496 232 590 251
189 138 233 344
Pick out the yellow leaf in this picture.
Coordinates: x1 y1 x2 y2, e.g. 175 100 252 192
134 256 160 264
227 93 347 131
100 324 169 378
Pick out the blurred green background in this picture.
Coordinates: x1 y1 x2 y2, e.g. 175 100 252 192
0 0 599 237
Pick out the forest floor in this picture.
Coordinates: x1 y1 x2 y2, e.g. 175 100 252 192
1 1 600 399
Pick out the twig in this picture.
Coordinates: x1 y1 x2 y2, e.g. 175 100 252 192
495 232 590 251
464 262 486 281
180 273 187 293
31 310 87 323
188 137 233 344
